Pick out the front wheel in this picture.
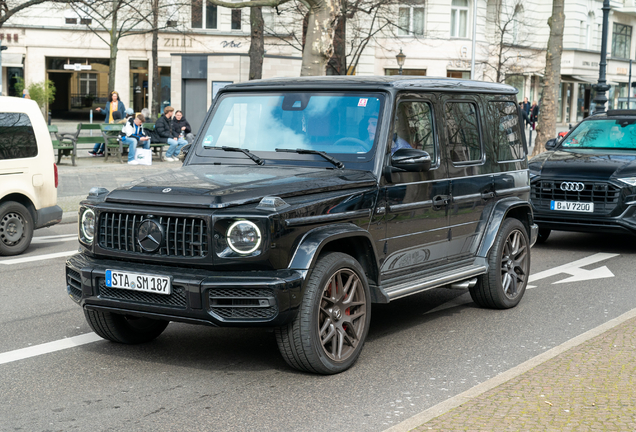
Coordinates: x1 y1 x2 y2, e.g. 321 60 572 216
275 252 371 374
84 309 169 344
470 218 530 309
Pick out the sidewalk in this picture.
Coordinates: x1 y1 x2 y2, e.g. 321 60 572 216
390 309 636 431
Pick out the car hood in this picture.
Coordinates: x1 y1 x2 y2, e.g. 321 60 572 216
104 165 378 208
529 149 636 181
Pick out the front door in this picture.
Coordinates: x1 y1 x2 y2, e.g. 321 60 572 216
380 94 450 281
182 79 207 134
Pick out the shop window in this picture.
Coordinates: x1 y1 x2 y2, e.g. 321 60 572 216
611 23 631 59
451 0 469 38
0 113 38 160
231 10 241 30
445 102 482 163
398 6 424 36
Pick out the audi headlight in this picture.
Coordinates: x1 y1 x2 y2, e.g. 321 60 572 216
618 177 636 187
80 208 95 244
227 220 261 254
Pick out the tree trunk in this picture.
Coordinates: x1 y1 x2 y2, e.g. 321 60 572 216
151 0 160 118
300 0 339 76
532 0 565 157
107 1 119 94
327 13 346 75
249 5 264 80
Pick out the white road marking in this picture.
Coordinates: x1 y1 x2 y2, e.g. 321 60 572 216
0 333 102 366
0 250 77 265
527 252 618 288
33 234 77 240
31 235 77 245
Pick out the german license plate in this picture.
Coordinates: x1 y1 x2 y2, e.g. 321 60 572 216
550 201 594 213
105 269 171 295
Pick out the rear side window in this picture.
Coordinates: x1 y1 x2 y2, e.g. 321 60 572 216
0 113 38 160
487 101 525 162
444 102 482 163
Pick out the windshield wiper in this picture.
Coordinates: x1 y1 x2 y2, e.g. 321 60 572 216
275 148 344 169
208 146 264 165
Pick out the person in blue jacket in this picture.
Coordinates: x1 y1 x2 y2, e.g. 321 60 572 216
89 91 126 156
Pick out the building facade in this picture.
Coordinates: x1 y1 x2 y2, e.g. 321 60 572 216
1 0 635 131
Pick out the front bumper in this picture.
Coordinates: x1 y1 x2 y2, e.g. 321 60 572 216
36 205 63 229
533 204 636 235
66 253 306 327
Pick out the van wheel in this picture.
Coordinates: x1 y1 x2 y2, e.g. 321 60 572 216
84 309 169 344
470 218 530 309
536 228 551 244
275 252 371 374
0 202 34 256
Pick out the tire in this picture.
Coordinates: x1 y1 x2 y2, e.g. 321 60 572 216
470 218 530 309
0 201 34 256
536 227 551 244
84 309 169 344
275 252 371 374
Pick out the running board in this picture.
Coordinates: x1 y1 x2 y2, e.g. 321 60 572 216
384 265 487 301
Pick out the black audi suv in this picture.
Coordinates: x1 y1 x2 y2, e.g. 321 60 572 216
530 109 636 242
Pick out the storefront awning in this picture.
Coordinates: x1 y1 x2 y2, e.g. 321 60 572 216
563 75 597 83
1 53 24 68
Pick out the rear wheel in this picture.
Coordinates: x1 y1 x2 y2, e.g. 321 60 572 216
84 309 169 344
0 201 34 256
470 218 530 309
275 252 371 374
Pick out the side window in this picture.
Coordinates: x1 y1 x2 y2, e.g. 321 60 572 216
0 113 38 160
392 101 436 162
488 101 525 162
444 102 482 163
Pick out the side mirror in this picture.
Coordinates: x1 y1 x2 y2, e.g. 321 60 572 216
545 138 558 150
390 148 431 172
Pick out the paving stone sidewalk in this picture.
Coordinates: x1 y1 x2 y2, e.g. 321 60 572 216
411 315 636 431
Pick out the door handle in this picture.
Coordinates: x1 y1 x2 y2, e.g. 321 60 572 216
432 195 450 208
481 191 495 200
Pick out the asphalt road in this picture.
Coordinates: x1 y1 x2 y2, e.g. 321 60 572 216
1 224 634 432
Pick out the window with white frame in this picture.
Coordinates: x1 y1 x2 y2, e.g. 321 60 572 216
231 9 242 30
79 73 97 96
586 12 595 49
262 7 276 32
398 6 424 36
191 0 217 29
450 0 469 38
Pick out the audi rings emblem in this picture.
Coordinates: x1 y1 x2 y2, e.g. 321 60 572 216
560 182 585 192
137 219 164 252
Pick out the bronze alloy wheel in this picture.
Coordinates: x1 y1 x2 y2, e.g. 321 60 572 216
318 268 367 362
500 227 529 300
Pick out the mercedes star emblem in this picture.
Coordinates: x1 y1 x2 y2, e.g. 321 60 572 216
137 219 163 252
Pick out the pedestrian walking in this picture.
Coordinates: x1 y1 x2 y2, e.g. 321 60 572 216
530 101 539 130
522 97 531 116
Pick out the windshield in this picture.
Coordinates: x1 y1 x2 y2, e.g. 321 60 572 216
199 93 383 158
562 119 636 149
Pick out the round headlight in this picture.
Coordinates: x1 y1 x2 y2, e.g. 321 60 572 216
81 208 95 243
227 220 261 254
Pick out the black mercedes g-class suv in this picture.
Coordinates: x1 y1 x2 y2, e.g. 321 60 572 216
67 77 537 374
530 109 636 242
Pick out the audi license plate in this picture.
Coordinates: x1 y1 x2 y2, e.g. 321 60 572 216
105 270 171 295
550 201 594 213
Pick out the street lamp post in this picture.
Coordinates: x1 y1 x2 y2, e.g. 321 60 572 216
396 49 406 75
593 0 611 114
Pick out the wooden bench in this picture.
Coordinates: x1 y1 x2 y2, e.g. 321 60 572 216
48 125 78 166
100 124 125 163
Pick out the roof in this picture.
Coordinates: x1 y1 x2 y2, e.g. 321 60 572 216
224 76 518 95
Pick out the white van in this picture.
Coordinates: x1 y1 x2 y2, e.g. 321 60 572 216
0 97 62 255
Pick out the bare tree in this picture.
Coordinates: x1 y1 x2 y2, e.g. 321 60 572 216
0 0 75 28
480 0 542 83
533 0 564 156
249 1 265 80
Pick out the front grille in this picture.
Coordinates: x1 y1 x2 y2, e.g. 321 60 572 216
98 212 208 257
66 268 82 300
209 287 278 320
531 180 621 213
98 279 187 308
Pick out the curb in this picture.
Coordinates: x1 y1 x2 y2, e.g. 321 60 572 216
384 306 636 432
61 211 78 225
